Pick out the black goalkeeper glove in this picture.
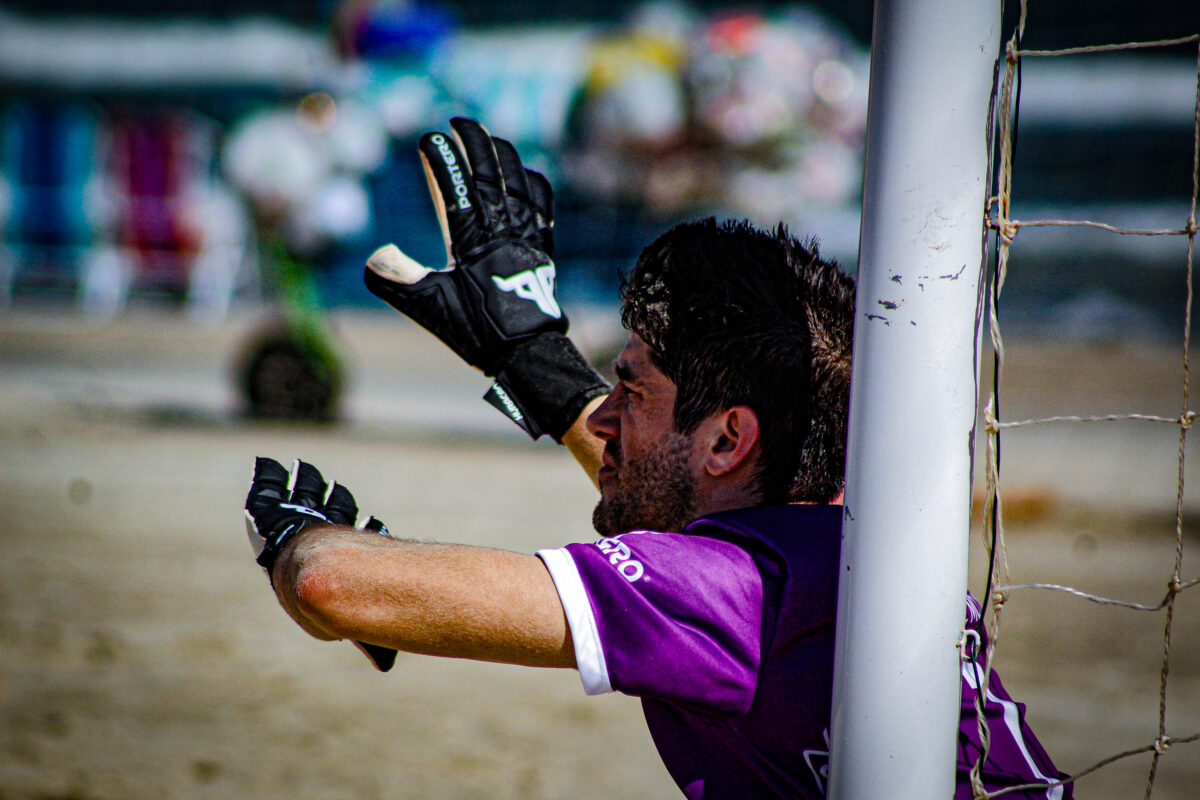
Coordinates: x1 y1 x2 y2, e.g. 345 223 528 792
244 456 397 672
364 117 609 441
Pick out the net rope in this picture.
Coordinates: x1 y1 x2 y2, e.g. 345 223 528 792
974 2 1200 796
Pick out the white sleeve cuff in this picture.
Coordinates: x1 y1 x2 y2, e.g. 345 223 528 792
537 547 612 695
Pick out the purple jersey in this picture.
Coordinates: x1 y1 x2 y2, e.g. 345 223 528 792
538 505 1069 800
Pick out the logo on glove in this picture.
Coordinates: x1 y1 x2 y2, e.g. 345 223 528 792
429 133 472 211
278 503 331 519
492 264 561 319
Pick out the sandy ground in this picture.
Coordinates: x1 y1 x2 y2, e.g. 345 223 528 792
0 308 1198 799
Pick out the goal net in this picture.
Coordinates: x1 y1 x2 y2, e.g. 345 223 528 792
977 2 1200 796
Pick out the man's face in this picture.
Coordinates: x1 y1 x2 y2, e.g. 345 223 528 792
587 335 698 536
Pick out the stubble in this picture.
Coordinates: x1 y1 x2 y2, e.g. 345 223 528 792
592 430 697 536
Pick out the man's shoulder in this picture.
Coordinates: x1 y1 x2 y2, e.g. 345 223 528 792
685 504 843 545
563 504 842 587
684 505 843 595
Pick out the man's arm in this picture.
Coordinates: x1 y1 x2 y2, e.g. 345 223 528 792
560 394 606 491
272 525 576 668
244 456 573 671
364 117 610 487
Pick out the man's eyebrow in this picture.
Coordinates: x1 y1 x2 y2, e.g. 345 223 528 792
613 362 634 382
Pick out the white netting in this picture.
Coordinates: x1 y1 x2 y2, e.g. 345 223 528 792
976 2 1200 796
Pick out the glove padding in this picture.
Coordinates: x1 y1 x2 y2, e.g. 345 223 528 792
365 117 608 440
244 457 397 672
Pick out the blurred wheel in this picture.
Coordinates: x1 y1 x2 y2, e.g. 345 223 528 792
235 322 341 422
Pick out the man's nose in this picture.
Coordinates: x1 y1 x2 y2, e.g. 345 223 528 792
586 393 619 441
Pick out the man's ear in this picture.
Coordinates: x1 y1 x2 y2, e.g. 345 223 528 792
702 405 761 478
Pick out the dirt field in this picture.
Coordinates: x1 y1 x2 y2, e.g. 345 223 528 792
1 309 1197 799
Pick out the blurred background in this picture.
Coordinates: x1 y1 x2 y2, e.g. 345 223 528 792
1 1 1200 798
0 0 1196 345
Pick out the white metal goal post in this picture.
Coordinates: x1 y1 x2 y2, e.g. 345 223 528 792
829 1 1002 798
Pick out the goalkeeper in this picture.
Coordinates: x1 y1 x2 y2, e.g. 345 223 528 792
244 118 1069 799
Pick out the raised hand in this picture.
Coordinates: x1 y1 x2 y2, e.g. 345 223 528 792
364 118 564 376
365 118 608 441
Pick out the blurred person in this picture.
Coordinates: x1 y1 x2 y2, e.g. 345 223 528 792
223 95 387 421
243 118 1069 799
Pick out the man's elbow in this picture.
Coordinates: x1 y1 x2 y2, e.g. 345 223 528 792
288 540 359 636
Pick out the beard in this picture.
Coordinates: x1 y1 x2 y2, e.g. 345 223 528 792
592 429 698 536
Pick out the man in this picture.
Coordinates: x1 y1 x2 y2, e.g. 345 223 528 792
244 118 1069 798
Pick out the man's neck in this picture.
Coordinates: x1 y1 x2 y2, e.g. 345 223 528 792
692 482 766 520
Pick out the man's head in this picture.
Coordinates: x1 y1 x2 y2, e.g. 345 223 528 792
588 218 851 536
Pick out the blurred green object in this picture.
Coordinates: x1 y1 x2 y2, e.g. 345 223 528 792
235 233 344 422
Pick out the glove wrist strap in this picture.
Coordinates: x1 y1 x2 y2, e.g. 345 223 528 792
255 518 318 574
487 333 610 442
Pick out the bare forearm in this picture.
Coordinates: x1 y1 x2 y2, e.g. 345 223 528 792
274 526 575 668
561 394 606 491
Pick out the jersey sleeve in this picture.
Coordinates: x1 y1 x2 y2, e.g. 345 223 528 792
537 531 765 716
